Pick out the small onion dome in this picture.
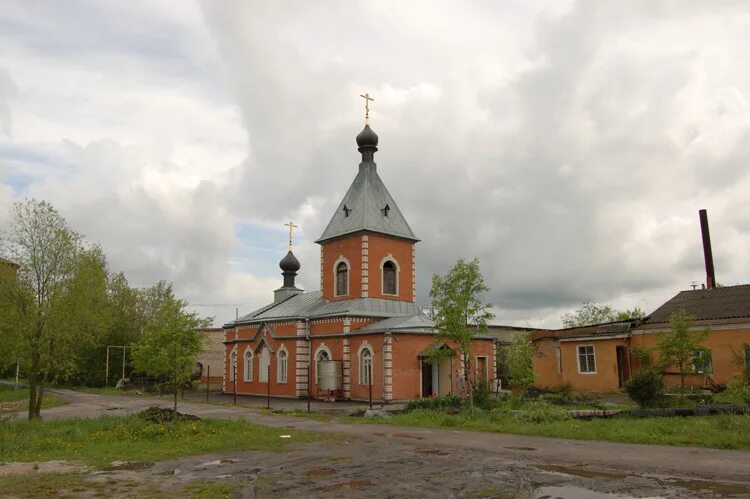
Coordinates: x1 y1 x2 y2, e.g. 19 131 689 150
279 250 301 273
356 124 379 149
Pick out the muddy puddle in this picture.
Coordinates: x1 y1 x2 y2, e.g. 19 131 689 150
534 485 660 499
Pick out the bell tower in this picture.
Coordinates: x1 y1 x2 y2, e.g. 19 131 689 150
316 105 419 303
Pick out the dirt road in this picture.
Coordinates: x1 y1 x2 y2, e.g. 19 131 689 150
7 388 750 498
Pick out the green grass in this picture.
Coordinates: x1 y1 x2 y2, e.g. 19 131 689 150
352 409 750 450
0 414 327 465
0 384 67 414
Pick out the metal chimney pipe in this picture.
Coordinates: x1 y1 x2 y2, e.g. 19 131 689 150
699 209 716 289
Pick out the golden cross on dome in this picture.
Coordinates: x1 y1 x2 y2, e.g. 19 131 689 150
360 92 374 124
284 220 298 251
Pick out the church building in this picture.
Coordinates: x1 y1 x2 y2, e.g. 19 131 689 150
223 117 495 402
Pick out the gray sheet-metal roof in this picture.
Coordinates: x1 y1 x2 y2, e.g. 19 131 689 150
357 313 435 333
226 291 420 327
316 161 418 243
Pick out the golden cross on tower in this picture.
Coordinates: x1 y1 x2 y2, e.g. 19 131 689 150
360 92 374 125
284 220 298 251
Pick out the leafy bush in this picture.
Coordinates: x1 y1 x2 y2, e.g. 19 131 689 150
718 376 750 406
624 368 664 407
509 401 571 424
404 394 463 413
473 380 495 410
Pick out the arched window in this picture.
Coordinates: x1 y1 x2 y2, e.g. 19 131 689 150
259 348 270 383
360 348 372 385
229 351 237 382
336 262 348 296
316 350 330 386
382 260 397 295
243 350 253 382
278 350 288 383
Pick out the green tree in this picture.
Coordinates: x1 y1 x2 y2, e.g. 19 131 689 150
562 301 644 328
131 281 212 410
616 307 645 321
430 258 495 416
506 333 535 395
0 199 82 419
657 311 708 390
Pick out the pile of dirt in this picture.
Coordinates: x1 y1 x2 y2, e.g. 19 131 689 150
137 406 200 423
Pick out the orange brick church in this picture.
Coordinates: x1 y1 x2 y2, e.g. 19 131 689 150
222 116 494 402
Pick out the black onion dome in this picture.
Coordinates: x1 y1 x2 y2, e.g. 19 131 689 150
356 124 379 149
279 251 300 272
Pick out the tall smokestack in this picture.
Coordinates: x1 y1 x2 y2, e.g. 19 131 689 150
699 209 716 289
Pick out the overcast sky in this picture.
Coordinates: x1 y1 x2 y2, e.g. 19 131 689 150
2 1 750 328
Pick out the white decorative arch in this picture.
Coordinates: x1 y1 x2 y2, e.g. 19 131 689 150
277 344 289 384
379 254 400 296
243 349 253 382
333 255 351 297
314 343 333 385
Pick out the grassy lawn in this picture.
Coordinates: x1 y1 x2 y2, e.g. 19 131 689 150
0 384 67 415
0 414 327 465
352 409 750 450
0 472 242 498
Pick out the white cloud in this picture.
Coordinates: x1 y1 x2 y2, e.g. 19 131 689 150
3 1 750 328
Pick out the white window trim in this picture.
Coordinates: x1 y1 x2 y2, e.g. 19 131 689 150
259 347 271 383
277 345 289 384
333 256 351 297
380 255 400 296
358 343 374 385
243 350 253 382
577 344 597 374
314 344 333 385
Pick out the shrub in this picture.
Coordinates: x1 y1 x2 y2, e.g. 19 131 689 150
624 369 664 407
404 394 463 413
719 377 750 406
473 380 494 410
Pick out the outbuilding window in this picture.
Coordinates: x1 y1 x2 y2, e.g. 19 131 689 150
577 345 596 374
745 346 750 369
693 349 713 374
336 262 348 296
